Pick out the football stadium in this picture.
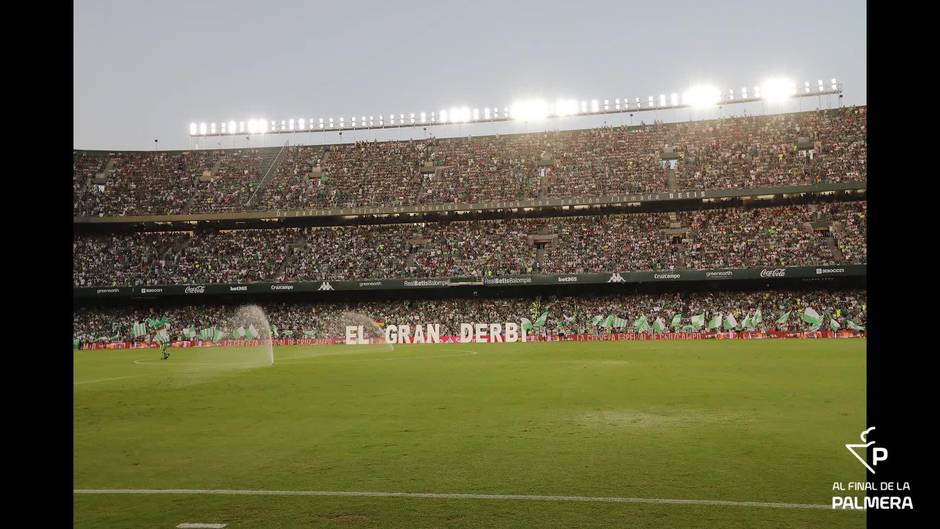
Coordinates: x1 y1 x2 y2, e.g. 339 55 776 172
74 99 867 527
73 4 868 527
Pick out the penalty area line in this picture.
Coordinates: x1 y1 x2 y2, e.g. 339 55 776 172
73 488 830 510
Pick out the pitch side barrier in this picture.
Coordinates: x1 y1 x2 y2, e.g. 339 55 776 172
77 330 865 349
73 265 866 299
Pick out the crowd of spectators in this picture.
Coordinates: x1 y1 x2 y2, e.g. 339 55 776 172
72 288 867 342
73 107 866 216
73 201 866 287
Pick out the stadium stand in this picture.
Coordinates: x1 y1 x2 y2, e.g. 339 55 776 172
73 289 866 342
73 107 865 217
73 201 866 287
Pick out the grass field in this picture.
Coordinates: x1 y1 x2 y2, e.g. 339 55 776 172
74 339 866 528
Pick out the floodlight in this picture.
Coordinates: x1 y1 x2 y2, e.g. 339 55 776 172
298 119 305 130
615 98 620 110
420 112 426 123
831 78 838 90
671 93 679 105
189 122 197 135
760 77 796 103
226 120 235 133
741 87 748 98
660 94 666 107
259 120 268 134
555 99 578 117
473 108 479 120
604 99 609 111
682 84 721 108
580 100 587 113
288 119 295 130
221 123 227 133
804 81 811 93
210 123 217 134
648 96 654 108
439 109 448 123
239 121 246 133
753 86 761 98
590 99 599 112
511 99 549 121
484 107 491 119
270 120 276 131
727 89 733 101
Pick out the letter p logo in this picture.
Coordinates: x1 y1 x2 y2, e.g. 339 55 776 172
872 447 888 467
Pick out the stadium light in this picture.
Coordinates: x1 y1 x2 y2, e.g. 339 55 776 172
511 99 549 121
555 98 578 117
760 77 796 104
189 77 842 136
682 84 721 108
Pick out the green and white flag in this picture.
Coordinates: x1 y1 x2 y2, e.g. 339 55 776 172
652 317 666 333
183 327 197 339
601 314 616 328
708 313 722 330
533 311 549 328
212 327 225 342
633 316 648 331
521 318 533 331
690 313 706 329
613 316 628 329
829 317 841 331
741 314 752 330
303 330 317 338
723 314 738 331
233 326 246 339
846 320 865 331
73 338 81 349
155 329 170 344
670 314 682 329
776 311 791 324
246 324 259 340
753 308 763 325
271 325 279 338
282 330 294 337
801 307 822 326
591 315 604 325
132 321 147 338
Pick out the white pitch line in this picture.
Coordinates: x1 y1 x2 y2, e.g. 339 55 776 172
73 375 146 385
177 524 226 529
73 488 831 510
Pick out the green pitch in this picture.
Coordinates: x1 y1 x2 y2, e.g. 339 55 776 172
74 339 866 528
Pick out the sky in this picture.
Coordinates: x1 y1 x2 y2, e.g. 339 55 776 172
74 0 865 151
